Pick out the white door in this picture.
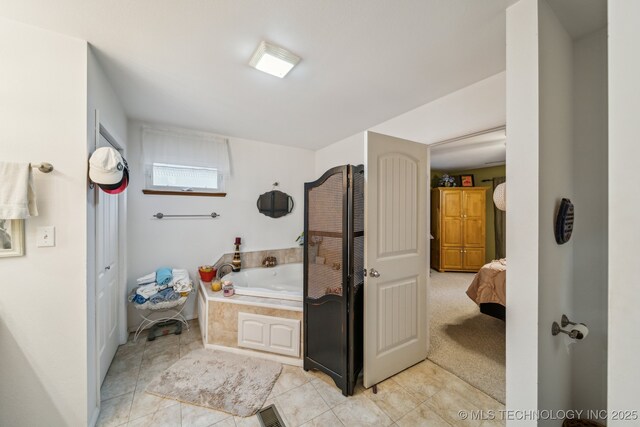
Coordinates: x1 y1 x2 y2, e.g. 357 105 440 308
96 138 121 384
363 131 429 388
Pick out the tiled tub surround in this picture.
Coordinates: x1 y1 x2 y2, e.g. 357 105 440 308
213 246 303 271
198 280 303 366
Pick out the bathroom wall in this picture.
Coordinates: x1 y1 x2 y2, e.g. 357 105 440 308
571 27 608 415
315 71 507 178
0 17 89 427
608 0 640 418
537 1 575 422
505 0 540 418
126 121 315 329
86 46 128 425
314 132 365 177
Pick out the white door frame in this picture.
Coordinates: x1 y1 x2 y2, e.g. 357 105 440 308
93 109 127 408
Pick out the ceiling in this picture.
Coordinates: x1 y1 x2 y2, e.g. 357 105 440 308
547 0 606 39
0 1 512 150
430 128 506 171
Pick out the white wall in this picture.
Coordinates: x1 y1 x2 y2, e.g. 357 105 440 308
314 71 507 177
537 2 575 422
371 71 506 144
126 121 315 329
505 0 539 420
314 132 365 177
86 46 128 425
608 1 640 422
571 28 608 414
0 17 89 427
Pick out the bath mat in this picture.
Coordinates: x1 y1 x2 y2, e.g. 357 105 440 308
146 349 282 417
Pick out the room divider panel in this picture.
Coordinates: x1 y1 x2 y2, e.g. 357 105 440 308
303 164 364 396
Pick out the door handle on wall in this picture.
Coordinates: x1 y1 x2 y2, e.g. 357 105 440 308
105 266 111 270
369 268 380 278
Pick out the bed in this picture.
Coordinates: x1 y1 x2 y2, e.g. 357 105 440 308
466 259 506 321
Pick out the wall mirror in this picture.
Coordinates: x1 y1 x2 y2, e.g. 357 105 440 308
257 190 294 218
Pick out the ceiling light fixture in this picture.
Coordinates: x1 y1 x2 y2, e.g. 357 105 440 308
249 41 300 78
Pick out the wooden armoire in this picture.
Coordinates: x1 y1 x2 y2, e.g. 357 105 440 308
431 187 487 272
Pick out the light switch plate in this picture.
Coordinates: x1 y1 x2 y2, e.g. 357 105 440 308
37 226 55 247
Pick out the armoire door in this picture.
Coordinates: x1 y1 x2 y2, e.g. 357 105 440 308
463 190 485 247
442 247 464 270
441 190 463 247
463 248 485 271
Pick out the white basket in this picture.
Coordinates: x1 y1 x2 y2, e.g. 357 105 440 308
133 296 188 311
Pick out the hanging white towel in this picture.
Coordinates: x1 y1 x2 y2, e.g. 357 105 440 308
0 162 38 219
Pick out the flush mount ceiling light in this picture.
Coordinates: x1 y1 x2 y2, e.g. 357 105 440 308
249 41 300 78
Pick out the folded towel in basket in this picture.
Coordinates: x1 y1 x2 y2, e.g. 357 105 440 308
171 269 193 293
136 272 156 285
156 267 173 286
136 282 159 298
149 287 179 304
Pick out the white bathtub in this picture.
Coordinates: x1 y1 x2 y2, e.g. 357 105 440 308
221 263 303 301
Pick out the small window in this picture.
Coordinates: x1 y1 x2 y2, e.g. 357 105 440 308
150 163 220 191
142 126 231 195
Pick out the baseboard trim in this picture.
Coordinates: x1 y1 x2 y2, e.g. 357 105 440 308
205 343 303 367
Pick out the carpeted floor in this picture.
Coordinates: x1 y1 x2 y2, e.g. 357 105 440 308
427 269 505 403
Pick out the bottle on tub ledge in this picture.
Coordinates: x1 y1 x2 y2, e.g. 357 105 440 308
232 237 242 272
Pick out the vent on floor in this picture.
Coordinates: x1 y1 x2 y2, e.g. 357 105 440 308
257 404 286 427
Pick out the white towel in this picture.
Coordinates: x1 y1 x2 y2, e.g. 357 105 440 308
136 282 159 298
136 272 156 285
171 269 193 293
0 162 38 219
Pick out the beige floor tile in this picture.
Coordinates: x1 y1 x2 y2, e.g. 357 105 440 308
179 326 201 345
101 368 139 401
233 414 261 427
126 404 181 427
180 403 232 427
140 346 180 371
274 382 329 426
424 389 481 427
396 402 452 427
392 360 449 402
128 388 177 421
212 418 237 427
180 340 204 358
332 395 394 427
108 351 143 377
300 409 343 427
143 334 180 357
270 365 311 397
310 377 348 408
96 392 134 427
364 377 422 421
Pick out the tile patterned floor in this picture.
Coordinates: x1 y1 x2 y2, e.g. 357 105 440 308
98 320 505 427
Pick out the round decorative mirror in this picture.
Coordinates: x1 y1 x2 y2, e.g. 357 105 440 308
257 190 294 218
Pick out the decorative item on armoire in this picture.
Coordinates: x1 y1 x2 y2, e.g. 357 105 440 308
438 173 457 187
232 237 242 271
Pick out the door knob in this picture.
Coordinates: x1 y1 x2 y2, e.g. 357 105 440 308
105 266 111 270
369 268 380 278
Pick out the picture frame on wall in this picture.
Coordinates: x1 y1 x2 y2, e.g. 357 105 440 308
460 174 475 187
0 219 25 258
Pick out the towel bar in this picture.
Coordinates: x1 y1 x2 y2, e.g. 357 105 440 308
31 163 54 173
153 212 220 219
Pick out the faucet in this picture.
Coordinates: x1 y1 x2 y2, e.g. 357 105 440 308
216 263 235 280
262 256 278 268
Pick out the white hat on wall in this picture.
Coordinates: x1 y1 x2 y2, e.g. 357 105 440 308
89 147 125 185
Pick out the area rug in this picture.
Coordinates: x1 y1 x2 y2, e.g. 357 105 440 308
146 349 282 416
427 270 505 403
